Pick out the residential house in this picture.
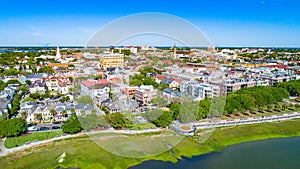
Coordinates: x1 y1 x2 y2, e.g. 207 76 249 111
135 85 157 105
29 80 47 95
160 78 180 90
81 79 111 98
45 76 71 94
0 87 15 117
121 86 138 97
163 88 185 101
26 73 48 82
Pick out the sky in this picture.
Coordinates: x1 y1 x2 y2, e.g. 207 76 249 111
0 0 299 47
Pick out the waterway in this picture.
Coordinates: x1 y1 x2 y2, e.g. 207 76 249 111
130 137 300 169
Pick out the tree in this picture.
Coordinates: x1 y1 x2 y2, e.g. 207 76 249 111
68 77 74 83
170 102 180 120
78 114 108 130
154 111 173 127
38 66 54 73
178 100 198 123
25 80 32 86
19 85 28 95
61 110 67 117
151 93 167 107
0 118 27 137
145 109 164 122
10 94 21 116
158 83 169 90
61 96 70 102
50 109 56 115
77 96 93 104
21 112 28 119
106 112 131 129
6 79 20 85
62 114 82 134
129 78 143 86
70 108 76 114
3 68 19 76
198 98 211 119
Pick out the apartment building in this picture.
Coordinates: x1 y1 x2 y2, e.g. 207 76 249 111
100 52 124 70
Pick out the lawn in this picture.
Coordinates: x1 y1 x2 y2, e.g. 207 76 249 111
4 131 63 149
2 119 300 169
130 122 157 130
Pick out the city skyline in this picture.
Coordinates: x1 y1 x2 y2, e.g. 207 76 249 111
0 0 300 47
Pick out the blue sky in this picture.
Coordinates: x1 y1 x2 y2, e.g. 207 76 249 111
0 0 299 47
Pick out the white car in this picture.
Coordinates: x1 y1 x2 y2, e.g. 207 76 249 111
27 126 38 132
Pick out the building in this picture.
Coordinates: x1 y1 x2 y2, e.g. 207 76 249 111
44 76 71 94
20 102 37 115
162 88 185 101
180 81 220 101
121 86 138 97
81 79 111 98
212 78 256 96
29 80 47 95
0 86 16 117
100 52 124 70
160 78 180 90
135 85 157 105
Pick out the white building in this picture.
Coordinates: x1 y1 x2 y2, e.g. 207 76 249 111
180 81 220 101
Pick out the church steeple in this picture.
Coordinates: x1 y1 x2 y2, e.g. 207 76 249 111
56 46 61 60
173 43 177 59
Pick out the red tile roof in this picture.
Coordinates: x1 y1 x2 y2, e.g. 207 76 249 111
81 79 110 87
157 74 166 80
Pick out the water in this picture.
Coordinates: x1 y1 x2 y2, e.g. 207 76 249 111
130 137 300 169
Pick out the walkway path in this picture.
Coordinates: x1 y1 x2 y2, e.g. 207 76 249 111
1 112 300 157
0 128 163 157
192 112 300 129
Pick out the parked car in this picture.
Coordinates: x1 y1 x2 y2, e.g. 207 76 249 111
52 126 61 130
40 127 49 131
27 126 38 132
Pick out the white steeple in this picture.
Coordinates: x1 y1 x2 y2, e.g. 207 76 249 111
56 46 61 60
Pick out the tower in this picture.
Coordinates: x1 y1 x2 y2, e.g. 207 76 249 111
56 46 61 60
173 43 177 59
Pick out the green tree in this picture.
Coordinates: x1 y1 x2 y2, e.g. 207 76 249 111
25 80 31 86
151 94 167 107
62 114 82 134
198 98 211 119
129 78 143 86
170 102 180 120
78 114 108 130
145 109 164 122
77 96 93 104
0 118 27 137
154 111 173 127
178 100 198 123
106 112 132 129
38 66 54 73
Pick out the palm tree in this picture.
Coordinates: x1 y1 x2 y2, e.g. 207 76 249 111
61 110 67 117
21 112 28 119
70 108 76 114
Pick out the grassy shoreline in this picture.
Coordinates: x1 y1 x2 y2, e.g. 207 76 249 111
2 119 300 168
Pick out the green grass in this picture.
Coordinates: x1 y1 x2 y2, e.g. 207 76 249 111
4 131 63 149
130 123 157 130
2 119 300 169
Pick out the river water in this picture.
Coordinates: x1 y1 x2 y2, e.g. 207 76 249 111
130 137 300 169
